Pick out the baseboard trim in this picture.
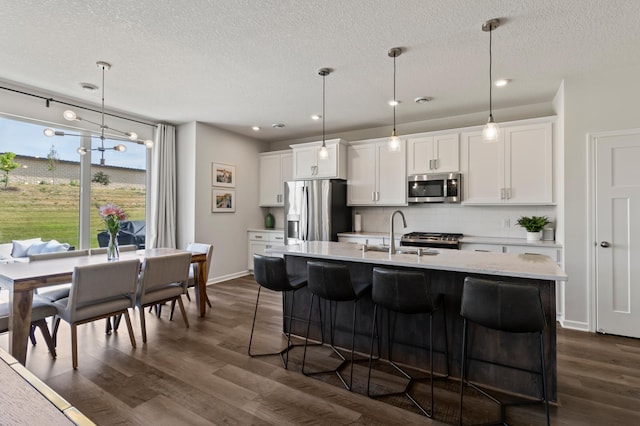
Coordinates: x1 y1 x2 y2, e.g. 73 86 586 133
208 271 250 285
559 319 590 331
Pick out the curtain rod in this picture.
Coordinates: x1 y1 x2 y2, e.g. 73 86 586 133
0 85 156 127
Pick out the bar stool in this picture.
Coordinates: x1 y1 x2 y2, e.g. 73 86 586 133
302 261 372 391
249 254 310 369
459 277 550 426
366 267 449 418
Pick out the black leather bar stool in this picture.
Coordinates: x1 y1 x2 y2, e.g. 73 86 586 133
366 267 449 418
459 277 550 426
249 254 309 369
302 260 372 391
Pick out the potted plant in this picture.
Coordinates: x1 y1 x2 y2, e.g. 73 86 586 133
516 216 551 241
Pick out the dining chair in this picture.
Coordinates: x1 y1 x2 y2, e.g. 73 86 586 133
183 242 213 308
48 259 140 369
0 295 58 359
136 252 192 343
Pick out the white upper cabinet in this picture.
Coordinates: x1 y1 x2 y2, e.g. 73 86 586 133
461 118 553 205
407 132 459 174
258 150 292 207
347 138 407 206
291 139 347 180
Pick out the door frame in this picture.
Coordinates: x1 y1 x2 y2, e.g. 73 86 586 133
588 127 640 333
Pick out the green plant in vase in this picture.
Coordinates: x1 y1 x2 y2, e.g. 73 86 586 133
516 215 550 241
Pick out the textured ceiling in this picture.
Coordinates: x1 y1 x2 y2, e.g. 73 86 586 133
1 0 640 142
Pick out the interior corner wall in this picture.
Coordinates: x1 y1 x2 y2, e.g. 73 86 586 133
563 64 640 330
176 121 264 282
176 121 197 246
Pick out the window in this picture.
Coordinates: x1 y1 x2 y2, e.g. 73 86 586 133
0 115 147 248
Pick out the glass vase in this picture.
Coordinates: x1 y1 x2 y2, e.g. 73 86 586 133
107 231 120 261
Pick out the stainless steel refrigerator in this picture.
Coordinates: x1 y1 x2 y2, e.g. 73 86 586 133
284 179 352 245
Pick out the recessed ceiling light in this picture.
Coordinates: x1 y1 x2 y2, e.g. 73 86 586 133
251 126 260 131
272 123 285 129
414 96 433 104
388 100 400 107
311 114 321 120
79 82 98 92
494 79 510 87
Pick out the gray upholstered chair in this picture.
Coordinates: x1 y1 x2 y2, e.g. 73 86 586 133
32 250 90 303
49 259 140 369
0 296 58 359
459 277 549 426
136 252 192 343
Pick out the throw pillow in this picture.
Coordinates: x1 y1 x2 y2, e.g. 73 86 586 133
41 240 71 254
11 238 43 258
26 241 49 256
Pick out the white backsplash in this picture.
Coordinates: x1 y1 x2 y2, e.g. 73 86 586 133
353 204 557 239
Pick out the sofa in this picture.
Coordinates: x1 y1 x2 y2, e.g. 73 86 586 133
0 238 71 263
97 220 146 249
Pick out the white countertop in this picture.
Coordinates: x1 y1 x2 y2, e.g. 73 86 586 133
337 232 562 248
247 228 284 233
267 241 567 281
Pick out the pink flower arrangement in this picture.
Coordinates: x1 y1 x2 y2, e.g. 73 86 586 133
99 203 128 234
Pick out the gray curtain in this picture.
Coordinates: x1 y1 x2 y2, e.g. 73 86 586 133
147 123 177 248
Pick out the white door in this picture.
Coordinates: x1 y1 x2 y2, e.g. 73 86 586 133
595 130 640 337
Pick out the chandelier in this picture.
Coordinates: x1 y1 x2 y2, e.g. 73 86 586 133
43 61 153 165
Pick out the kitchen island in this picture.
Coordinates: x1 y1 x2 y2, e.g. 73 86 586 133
267 241 567 401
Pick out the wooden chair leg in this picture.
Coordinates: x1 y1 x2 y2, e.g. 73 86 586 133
123 310 136 348
33 319 57 358
139 306 148 343
177 296 189 328
71 324 78 369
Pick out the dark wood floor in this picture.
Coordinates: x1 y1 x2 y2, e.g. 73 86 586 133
7 275 640 425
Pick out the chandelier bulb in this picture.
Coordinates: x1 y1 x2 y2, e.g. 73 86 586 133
77 147 87 155
144 140 154 148
114 144 127 152
127 132 138 141
63 110 78 121
43 128 55 137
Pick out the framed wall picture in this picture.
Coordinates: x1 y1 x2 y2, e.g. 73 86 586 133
212 189 235 212
212 162 235 187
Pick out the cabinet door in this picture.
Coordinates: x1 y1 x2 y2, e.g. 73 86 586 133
280 152 293 184
407 136 434 175
376 140 407 205
347 144 377 205
293 146 317 179
461 131 504 204
315 144 338 178
433 133 459 172
505 245 560 263
248 240 269 270
460 243 504 253
504 123 553 204
258 154 282 207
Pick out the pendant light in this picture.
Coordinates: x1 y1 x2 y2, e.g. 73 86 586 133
318 67 332 160
388 47 402 152
481 19 500 142
43 61 153 165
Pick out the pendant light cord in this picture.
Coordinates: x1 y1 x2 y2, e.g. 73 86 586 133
322 72 326 143
393 53 397 132
488 27 493 120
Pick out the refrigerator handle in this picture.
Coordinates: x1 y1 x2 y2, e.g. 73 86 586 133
300 185 308 241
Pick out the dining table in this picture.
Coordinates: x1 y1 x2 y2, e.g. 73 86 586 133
0 247 209 365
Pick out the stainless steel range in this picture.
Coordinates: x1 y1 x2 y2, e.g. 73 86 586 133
400 232 463 250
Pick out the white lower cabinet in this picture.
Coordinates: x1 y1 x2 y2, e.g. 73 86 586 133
247 230 285 270
460 242 561 262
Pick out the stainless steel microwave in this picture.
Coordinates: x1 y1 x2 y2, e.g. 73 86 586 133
407 173 461 203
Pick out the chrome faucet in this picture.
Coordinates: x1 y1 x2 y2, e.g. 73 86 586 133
389 210 407 254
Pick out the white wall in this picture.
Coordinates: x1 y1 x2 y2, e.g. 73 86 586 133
176 121 264 282
563 63 640 330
